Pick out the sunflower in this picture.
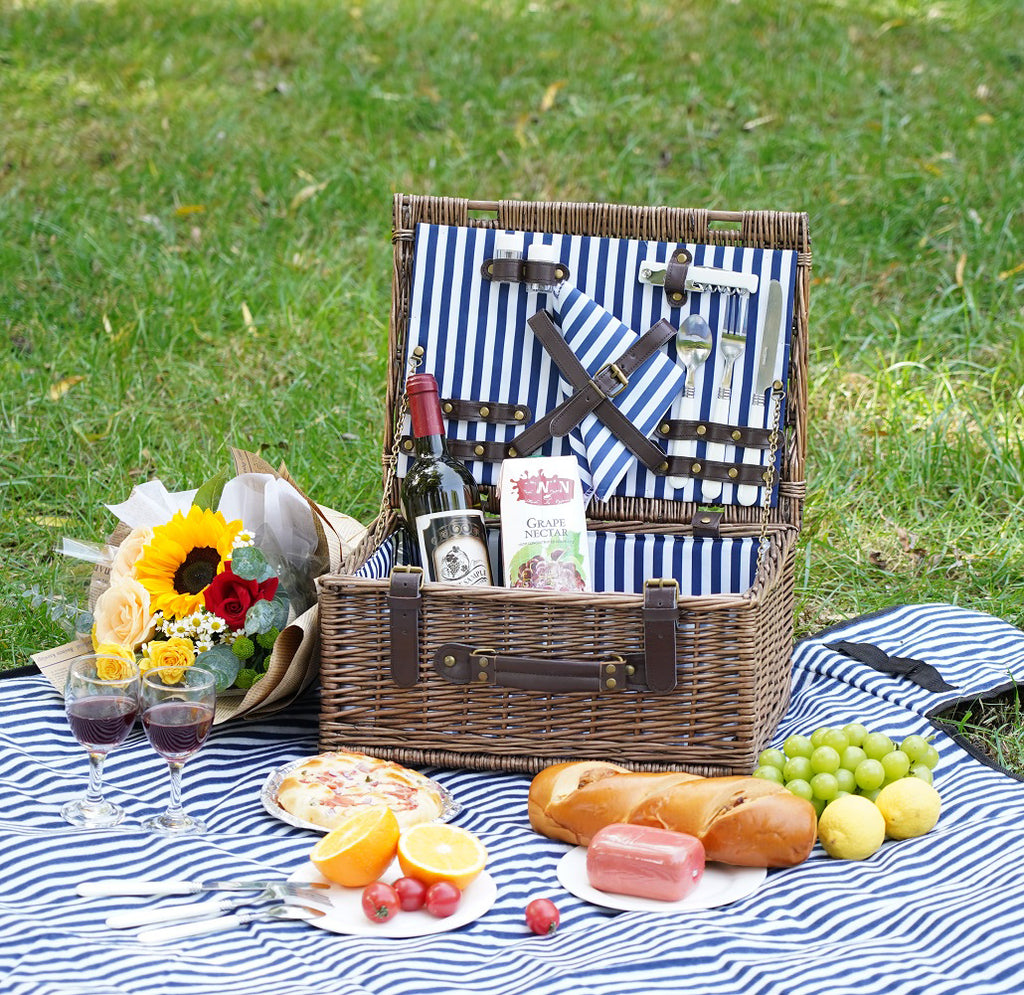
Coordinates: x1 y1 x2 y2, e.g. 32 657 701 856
134 506 242 618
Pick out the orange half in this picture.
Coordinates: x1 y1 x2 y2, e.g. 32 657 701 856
309 806 400 887
396 823 488 890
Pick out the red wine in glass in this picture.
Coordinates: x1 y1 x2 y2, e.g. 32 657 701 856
140 665 217 836
61 654 141 829
67 696 137 752
142 701 214 761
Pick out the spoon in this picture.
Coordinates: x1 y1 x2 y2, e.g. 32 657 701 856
667 313 712 489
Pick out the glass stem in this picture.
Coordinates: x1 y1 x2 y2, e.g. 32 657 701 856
162 761 187 826
84 752 107 807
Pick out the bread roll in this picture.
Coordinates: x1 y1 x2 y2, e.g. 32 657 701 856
528 760 816 867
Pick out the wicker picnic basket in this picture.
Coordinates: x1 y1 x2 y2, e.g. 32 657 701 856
318 194 810 775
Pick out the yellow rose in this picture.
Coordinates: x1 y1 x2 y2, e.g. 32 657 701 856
93 643 137 681
141 637 195 684
109 526 155 585
92 577 156 652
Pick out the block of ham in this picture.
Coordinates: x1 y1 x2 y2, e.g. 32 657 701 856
585 823 705 902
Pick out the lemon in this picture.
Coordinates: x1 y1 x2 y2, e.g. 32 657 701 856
875 778 941 840
816 794 886 860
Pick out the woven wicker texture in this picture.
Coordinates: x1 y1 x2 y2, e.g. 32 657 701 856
319 195 811 775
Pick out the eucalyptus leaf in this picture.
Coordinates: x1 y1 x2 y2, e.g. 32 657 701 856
192 468 231 511
193 644 240 692
244 598 278 635
269 590 290 630
231 545 274 583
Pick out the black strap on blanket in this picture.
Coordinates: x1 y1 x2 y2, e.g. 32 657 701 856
827 640 958 692
510 310 675 472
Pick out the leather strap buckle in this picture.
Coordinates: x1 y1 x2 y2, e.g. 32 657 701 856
595 361 628 399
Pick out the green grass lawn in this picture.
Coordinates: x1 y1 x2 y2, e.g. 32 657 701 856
2 0 1022 763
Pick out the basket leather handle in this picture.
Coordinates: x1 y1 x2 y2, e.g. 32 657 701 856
388 567 424 688
425 579 679 694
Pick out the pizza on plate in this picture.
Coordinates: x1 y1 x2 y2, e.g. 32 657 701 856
276 751 446 831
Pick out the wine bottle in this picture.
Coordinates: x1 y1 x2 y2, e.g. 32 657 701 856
400 373 493 586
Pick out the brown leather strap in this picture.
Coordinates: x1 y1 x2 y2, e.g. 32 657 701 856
658 419 774 449
402 436 512 463
439 397 531 425
692 511 723 538
429 582 679 694
643 579 679 692
663 246 692 306
511 311 674 472
480 257 571 286
387 567 423 688
434 644 641 693
664 454 773 487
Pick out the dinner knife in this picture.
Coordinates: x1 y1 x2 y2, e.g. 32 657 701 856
735 279 785 506
78 878 329 898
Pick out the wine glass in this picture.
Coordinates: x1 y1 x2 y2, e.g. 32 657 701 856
61 653 141 828
140 666 216 835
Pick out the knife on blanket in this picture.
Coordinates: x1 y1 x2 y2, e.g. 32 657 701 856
77 878 330 897
735 279 785 506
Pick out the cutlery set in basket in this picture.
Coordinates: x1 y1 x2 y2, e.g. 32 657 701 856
318 196 811 778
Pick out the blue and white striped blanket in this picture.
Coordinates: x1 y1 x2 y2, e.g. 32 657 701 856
2 603 1022 995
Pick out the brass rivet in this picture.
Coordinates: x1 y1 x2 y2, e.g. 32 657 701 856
402 440 414 451
675 251 687 263
442 402 454 414
605 664 616 674
625 665 635 677
443 655 456 667
477 672 488 682
670 292 683 303
691 462 702 473
514 409 526 421
696 424 707 436
486 263 494 275
474 444 485 456
555 267 565 280
508 446 518 457
731 429 742 441
479 405 490 418
701 515 712 524
728 467 739 479
412 345 425 357
660 423 671 435
605 679 617 690
657 461 669 472
773 379 784 390
478 656 489 668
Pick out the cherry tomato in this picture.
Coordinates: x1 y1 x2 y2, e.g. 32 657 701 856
525 898 560 935
361 882 400 923
393 876 428 912
424 880 461 918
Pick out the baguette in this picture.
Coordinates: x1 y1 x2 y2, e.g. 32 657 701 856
528 760 816 867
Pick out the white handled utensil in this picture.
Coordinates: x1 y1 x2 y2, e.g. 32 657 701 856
137 904 325 944
79 877 329 898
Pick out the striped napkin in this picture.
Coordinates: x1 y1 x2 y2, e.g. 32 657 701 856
553 286 685 501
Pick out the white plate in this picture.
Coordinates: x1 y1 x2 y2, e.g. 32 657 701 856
260 757 461 834
557 847 766 913
288 859 497 937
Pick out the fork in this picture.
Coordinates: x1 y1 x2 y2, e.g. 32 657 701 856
106 884 331 929
136 903 328 944
701 294 750 501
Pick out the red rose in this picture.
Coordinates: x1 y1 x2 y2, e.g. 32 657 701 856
204 563 279 628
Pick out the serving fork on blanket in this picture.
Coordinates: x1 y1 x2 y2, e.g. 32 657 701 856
104 883 332 930
136 902 329 944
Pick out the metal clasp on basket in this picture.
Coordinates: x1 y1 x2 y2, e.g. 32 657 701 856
471 647 497 685
595 361 629 399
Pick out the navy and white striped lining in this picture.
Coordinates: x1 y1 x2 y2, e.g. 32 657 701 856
404 224 798 507
2 603 1022 994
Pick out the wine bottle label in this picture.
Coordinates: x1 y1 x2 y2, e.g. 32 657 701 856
414 510 492 586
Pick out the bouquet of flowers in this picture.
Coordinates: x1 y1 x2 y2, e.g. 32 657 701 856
36 449 366 722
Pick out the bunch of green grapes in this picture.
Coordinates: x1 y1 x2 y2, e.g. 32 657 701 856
754 724 939 815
